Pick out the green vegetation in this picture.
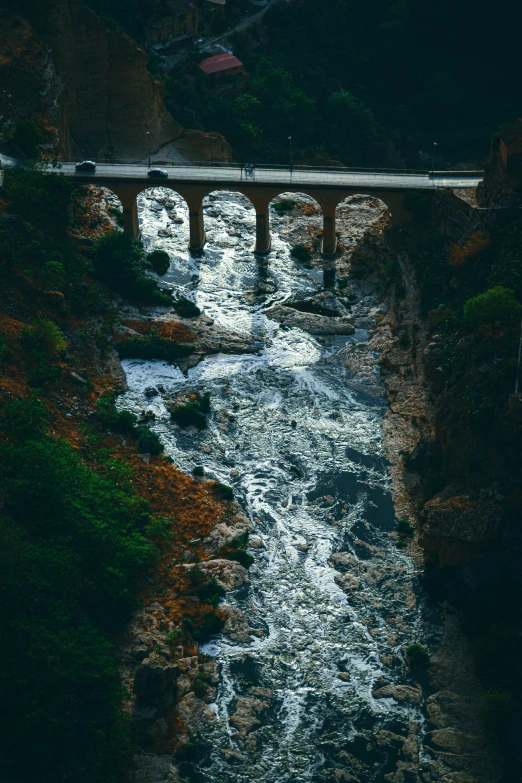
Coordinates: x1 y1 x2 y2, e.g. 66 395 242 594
405 643 430 668
15 118 43 157
137 426 164 455
172 296 201 318
92 232 172 305
116 334 191 362
181 612 224 643
4 168 74 233
188 567 226 607
463 286 522 330
212 481 234 501
170 392 211 429
20 318 66 358
148 249 170 275
216 532 254 568
273 198 297 215
396 517 414 536
290 243 313 263
192 465 205 476
0 395 163 783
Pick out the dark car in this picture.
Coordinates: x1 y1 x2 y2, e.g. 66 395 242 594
75 160 96 172
147 168 169 179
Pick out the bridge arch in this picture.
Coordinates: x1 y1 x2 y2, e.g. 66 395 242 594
202 189 256 254
135 186 189 249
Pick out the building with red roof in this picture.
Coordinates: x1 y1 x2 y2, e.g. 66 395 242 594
198 53 244 79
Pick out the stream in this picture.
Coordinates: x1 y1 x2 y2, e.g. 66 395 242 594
119 189 428 782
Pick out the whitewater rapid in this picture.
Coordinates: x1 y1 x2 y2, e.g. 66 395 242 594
119 189 426 782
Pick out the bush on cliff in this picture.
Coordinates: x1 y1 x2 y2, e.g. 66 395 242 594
172 296 201 318
92 232 172 305
463 286 522 331
116 334 191 362
170 392 210 428
148 248 171 275
0 396 162 783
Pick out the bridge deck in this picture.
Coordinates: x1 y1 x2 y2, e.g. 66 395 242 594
28 162 482 191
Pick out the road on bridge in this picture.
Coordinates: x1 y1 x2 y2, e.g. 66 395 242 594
0 156 483 192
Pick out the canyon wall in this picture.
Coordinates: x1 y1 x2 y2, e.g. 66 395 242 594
0 0 182 159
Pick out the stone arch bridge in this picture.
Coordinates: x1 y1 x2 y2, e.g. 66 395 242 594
8 162 483 256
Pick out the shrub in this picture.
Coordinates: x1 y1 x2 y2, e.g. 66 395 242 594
148 249 170 275
28 363 62 388
397 518 414 536
406 643 430 668
20 318 66 359
1 395 50 441
3 169 74 233
216 533 254 568
165 629 181 646
170 393 210 429
463 286 522 330
116 335 191 363
181 611 223 642
212 481 234 501
173 296 201 318
137 426 164 455
108 206 124 226
92 232 172 305
96 394 139 436
479 689 516 732
290 243 312 262
192 465 205 476
273 198 297 215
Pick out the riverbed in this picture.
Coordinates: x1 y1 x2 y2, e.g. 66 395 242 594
119 189 429 782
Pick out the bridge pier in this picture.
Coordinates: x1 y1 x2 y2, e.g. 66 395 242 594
187 198 206 254
321 207 337 257
121 196 140 239
254 206 271 255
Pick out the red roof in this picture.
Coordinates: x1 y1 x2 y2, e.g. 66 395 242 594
198 53 243 75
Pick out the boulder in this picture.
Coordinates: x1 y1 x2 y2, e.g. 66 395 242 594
132 753 181 783
265 304 355 335
176 692 217 734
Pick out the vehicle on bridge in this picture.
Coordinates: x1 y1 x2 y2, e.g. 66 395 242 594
148 168 169 179
75 160 96 172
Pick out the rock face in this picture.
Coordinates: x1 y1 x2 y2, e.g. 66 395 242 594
265 304 355 335
134 660 180 705
420 490 500 566
2 1 181 159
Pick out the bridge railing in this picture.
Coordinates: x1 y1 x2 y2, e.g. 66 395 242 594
51 159 484 177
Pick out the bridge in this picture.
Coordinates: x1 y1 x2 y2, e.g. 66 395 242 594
0 158 483 256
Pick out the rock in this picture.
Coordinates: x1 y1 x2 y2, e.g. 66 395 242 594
132 753 181 783
133 660 180 704
193 559 249 591
222 749 244 763
334 572 360 591
265 304 355 335
424 728 484 756
421 491 500 566
42 1 182 158
70 371 88 385
337 672 352 682
145 387 158 397
176 692 217 734
222 606 263 643
230 697 269 737
372 683 422 704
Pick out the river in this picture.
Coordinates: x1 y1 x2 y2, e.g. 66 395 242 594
119 188 428 783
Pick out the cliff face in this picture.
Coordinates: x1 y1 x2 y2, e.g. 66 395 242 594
0 0 182 159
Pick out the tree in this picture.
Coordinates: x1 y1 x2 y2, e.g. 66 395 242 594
463 286 522 330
